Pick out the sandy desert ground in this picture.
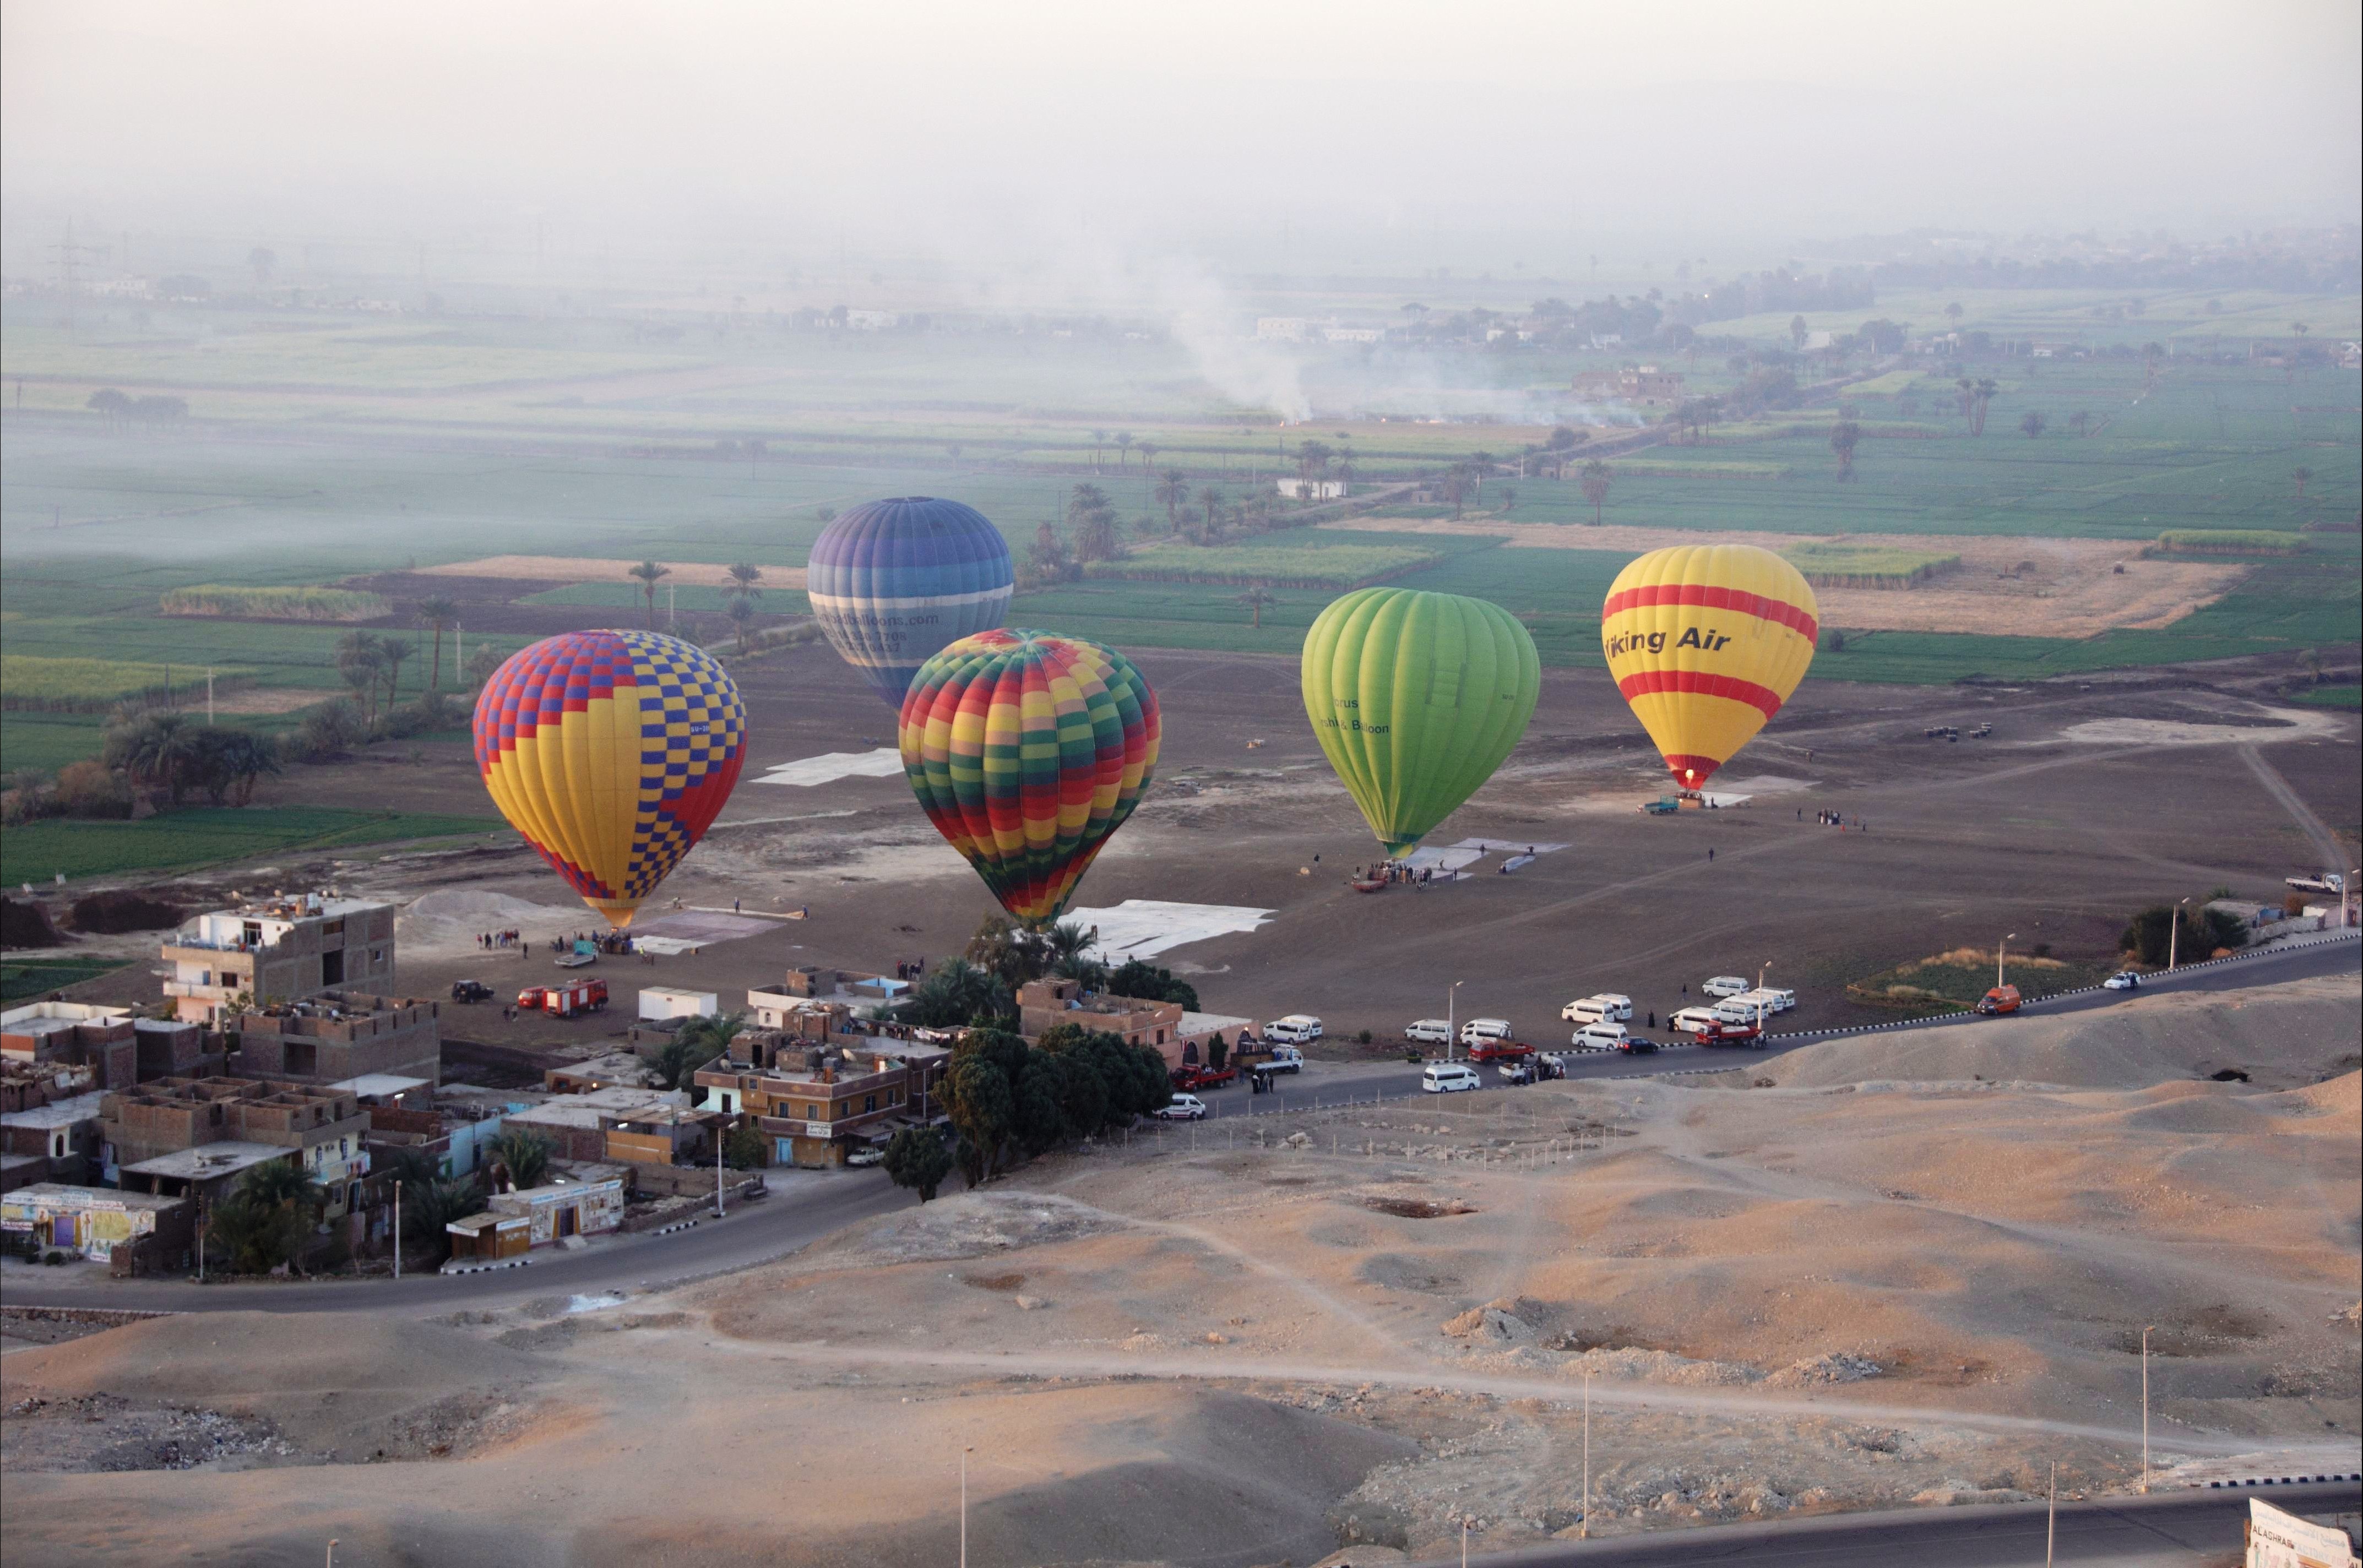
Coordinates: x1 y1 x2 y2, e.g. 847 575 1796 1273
4 973 2356 1567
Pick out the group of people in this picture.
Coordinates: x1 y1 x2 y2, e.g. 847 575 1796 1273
476 929 523 950
1804 808 1865 831
1357 861 1437 887
892 959 928 981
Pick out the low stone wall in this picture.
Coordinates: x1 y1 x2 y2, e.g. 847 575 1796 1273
626 1162 764 1200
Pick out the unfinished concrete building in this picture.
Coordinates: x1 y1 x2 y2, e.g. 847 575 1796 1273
1 1002 139 1091
697 1035 949 1168
161 892 396 1022
231 992 440 1086
102 1077 370 1215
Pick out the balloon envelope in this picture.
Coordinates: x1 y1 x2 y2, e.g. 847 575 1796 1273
1300 587 1540 857
1600 543 1818 788
807 496 1015 706
472 629 747 926
899 628 1159 925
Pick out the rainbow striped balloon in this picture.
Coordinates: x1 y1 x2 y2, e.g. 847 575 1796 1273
1600 545 1818 788
472 630 748 926
898 628 1160 926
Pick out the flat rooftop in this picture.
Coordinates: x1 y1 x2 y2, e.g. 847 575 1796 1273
0 1090 109 1130
326 1074 434 1099
2 1182 186 1213
119 1141 292 1181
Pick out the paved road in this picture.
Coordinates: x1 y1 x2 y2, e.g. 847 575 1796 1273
0 1166 915 1318
1203 934 2360 1118
1449 1480 2362 1566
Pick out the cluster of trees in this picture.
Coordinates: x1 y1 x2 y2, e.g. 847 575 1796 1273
2120 902 2248 968
84 388 191 433
896 917 1200 1030
941 1025 1175 1188
658 1011 745 1090
4 710 285 823
205 1128 553 1275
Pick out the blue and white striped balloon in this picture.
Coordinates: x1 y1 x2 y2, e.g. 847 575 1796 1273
805 497 1015 707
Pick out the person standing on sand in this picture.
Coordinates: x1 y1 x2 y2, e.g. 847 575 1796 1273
1708 848 1715 861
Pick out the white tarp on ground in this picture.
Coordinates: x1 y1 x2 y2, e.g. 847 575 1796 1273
630 937 708 956
1400 837 1571 879
752 748 905 787
1061 900 1276 963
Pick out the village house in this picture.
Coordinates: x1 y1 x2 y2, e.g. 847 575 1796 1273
1017 978 1185 1054
161 892 396 1022
444 1173 626 1264
499 1085 691 1164
1 1001 139 1091
0 1090 109 1191
102 1077 371 1217
696 1033 950 1169
230 992 440 1085
2 1183 191 1269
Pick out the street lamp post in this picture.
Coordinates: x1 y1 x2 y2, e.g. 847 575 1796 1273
1580 1369 1591 1539
2046 1461 2056 1566
960 1445 974 1568
1446 979 1464 1062
2141 1324 2154 1491
393 1182 401 1281
2168 898 2190 971
1997 933 2017 991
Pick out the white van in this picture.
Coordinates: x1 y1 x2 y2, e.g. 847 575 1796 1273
1266 1015 1323 1044
1702 975 1751 999
1421 1063 1480 1094
1561 996 1621 1026
1671 1006 1724 1036
1736 987 1794 1016
1571 1022 1630 1051
1404 1019 1453 1045
1711 999 1765 1026
1459 1017 1514 1047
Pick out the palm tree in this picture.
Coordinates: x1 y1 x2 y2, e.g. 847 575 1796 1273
726 563 764 600
1154 469 1191 528
415 595 459 689
1971 379 2000 436
485 1128 553 1193
335 631 386 724
1790 314 1810 350
1495 485 1517 515
1197 486 1225 541
1136 440 1158 471
2293 466 2312 501
726 595 758 652
1236 585 1278 628
1334 451 1356 493
1579 459 1612 525
379 638 412 709
1439 467 1471 520
1115 432 1133 469
1943 302 1963 334
2019 411 2048 439
1955 377 1976 421
627 560 669 629
2067 411 2093 438
108 712 203 804
1829 421 1861 481
1089 429 1107 471
1469 450 1495 493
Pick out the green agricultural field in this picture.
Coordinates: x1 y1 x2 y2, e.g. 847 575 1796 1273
2 655 257 710
159 585 390 620
1091 542 1441 587
2289 684 2361 709
1780 542 1962 586
1 712 116 772
522 582 815 616
0 806 506 886
1 956 133 1004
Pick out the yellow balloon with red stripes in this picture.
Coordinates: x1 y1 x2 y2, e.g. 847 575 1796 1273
1601 545 1818 789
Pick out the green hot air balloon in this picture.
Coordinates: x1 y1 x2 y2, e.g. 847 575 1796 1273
1301 587 1540 857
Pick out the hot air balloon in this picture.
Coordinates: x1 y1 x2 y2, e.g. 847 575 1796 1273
899 628 1159 925
472 629 747 927
1600 543 1818 790
1300 587 1540 857
807 496 1015 706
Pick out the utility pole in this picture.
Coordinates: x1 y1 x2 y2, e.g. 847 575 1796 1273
50 220 108 335
1447 979 1463 1062
1997 932 2014 990
393 1183 401 1280
1580 1369 1591 1537
2141 1324 2154 1491
715 1126 726 1218
207 668 215 725
2046 1461 2056 1566
960 1445 973 1568
2168 898 2190 970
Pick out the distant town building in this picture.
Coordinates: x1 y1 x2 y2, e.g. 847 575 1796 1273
1570 365 1685 406
1323 326 1383 344
844 309 899 330
1256 317 1311 342
1276 478 1345 500
230 992 440 1085
162 893 396 1022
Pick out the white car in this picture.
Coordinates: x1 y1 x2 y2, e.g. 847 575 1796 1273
1459 1017 1514 1047
1562 993 1634 1023
1404 1019 1454 1045
1421 1063 1480 1094
1154 1093 1208 1121
2103 971 2142 991
845 1146 886 1168
1702 976 1751 999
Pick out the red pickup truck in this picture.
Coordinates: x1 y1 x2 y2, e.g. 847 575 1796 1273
1169 1064 1237 1091
1465 1039 1537 1063
1693 1020 1764 1049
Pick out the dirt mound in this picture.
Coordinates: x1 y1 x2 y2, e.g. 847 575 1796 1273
396 888 583 957
1 897 66 948
1756 972 2360 1092
0 1310 551 1461
69 889 184 934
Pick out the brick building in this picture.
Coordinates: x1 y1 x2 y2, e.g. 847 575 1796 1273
161 893 396 1022
0 1090 109 1191
1017 978 1186 1054
1 1002 138 1091
231 992 439 1085
103 1077 371 1216
697 1035 950 1168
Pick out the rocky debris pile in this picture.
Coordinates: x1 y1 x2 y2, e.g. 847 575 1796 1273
6 1391 297 1473
1442 1299 1537 1344
1767 1352 1884 1386
836 1191 1123 1265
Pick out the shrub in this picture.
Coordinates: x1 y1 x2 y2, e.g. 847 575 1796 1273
296 698 369 760
882 1126 953 1201
160 585 390 621
1106 959 1199 1011
2120 903 2247 966
723 1123 769 1170
52 760 134 819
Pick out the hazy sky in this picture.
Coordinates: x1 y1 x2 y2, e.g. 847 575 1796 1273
5 0 2357 275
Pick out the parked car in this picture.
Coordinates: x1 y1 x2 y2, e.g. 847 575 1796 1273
1420 1063 1480 1094
1404 1019 1454 1045
2103 971 2142 991
1975 984 2023 1016
1154 1094 1209 1120
1459 1017 1514 1047
1265 1015 1324 1044
1617 1036 1660 1054
1702 975 1751 999
1562 993 1634 1023
450 980 494 1003
845 1146 886 1168
1571 1022 1631 1051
